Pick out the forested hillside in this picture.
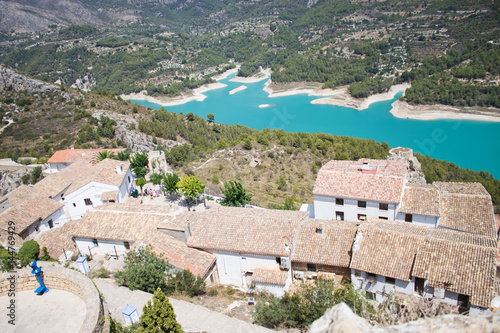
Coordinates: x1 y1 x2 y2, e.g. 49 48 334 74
0 0 498 105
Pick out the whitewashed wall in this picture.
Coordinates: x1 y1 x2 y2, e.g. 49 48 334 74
26 207 66 240
214 251 283 289
48 162 69 173
395 213 439 227
253 282 286 297
314 195 397 221
75 237 131 257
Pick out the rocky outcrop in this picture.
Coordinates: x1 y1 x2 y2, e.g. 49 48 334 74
0 65 60 93
308 303 500 333
0 0 102 32
70 74 96 92
387 147 426 184
92 110 181 153
0 169 31 196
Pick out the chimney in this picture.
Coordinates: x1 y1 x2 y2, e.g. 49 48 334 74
316 225 323 234
116 165 123 175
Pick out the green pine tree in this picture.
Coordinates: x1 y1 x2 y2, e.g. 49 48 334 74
137 288 184 333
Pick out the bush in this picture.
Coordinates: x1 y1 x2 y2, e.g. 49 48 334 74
17 240 40 266
165 269 205 297
115 246 173 293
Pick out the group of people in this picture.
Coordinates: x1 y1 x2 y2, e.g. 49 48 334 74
144 188 161 199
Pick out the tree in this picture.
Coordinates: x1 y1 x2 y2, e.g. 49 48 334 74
149 173 163 186
207 113 214 122
134 167 147 179
92 150 116 163
277 175 287 191
17 240 39 267
115 150 130 161
165 270 206 297
243 138 252 150
135 177 146 196
163 173 180 197
219 181 252 207
136 288 184 333
115 246 172 294
186 112 195 121
30 166 43 184
130 152 149 169
177 175 205 204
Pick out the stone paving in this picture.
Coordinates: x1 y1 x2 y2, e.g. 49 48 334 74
0 290 86 333
94 278 273 333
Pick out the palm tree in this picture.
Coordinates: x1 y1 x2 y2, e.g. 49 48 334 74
114 150 130 161
91 150 116 163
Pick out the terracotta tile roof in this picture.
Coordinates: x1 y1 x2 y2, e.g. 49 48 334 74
0 185 64 233
186 206 309 257
148 232 215 279
47 148 125 164
36 220 79 259
313 159 407 203
44 203 216 278
292 219 358 267
399 184 440 216
101 190 118 202
351 219 497 308
434 182 491 196
65 159 130 195
412 238 496 308
34 160 91 198
437 183 496 238
252 267 288 286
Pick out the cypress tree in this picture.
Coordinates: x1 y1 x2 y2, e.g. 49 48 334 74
137 288 184 333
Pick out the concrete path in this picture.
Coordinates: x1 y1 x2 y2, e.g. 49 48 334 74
0 290 86 333
94 279 273 333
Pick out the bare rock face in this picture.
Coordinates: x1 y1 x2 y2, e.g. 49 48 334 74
0 65 60 93
0 0 101 32
387 147 426 184
308 303 371 333
308 303 500 333
0 169 31 196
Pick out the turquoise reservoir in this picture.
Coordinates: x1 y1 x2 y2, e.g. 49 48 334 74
132 74 500 177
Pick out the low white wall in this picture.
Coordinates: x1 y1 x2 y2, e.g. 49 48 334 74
314 195 397 221
395 213 438 227
75 237 130 257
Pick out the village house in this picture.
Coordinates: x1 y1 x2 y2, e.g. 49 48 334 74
0 185 66 247
312 159 408 222
184 206 309 296
45 148 124 174
291 219 357 282
37 202 217 282
349 219 497 315
36 158 133 221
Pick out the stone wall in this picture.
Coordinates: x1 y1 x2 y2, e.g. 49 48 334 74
0 265 104 333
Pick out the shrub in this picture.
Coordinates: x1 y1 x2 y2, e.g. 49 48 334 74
17 240 40 266
165 269 206 297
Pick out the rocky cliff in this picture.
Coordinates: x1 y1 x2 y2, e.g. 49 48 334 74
308 303 500 333
0 0 101 32
0 65 60 93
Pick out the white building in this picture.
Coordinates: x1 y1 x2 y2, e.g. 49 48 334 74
39 203 217 281
36 158 133 221
349 219 497 314
186 206 309 296
0 185 66 247
45 148 125 174
312 159 408 222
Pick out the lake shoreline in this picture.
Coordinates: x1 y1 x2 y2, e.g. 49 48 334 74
123 67 500 122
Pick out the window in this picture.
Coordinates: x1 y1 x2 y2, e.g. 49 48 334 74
415 277 425 295
458 294 470 313
307 263 317 272
73 203 76 207
354 270 361 277
336 198 344 205
48 220 53 229
366 291 376 300
315 227 323 234
357 214 366 221
336 211 344 221
379 216 388 220
367 273 376 281
379 203 388 211
124 242 130 250
405 214 413 223
84 198 93 206
386 277 395 285
92 239 98 247
35 226 39 233
358 200 366 208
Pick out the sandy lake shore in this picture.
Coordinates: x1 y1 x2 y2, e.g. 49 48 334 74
122 66 500 122
121 82 227 107
390 99 500 122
